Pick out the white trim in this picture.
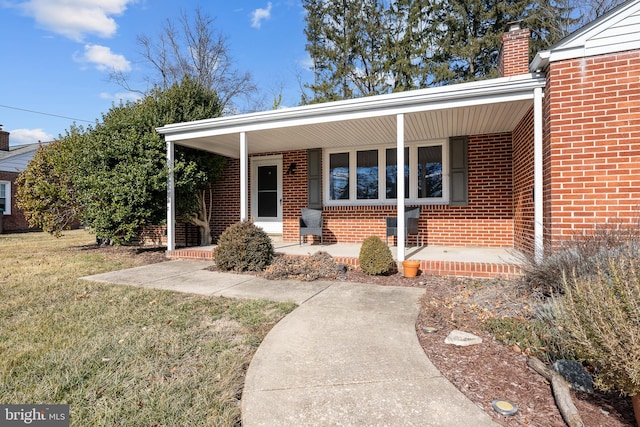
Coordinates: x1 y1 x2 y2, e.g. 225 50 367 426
166 142 175 251
0 181 10 215
323 140 448 207
240 132 248 221
534 87 544 263
250 155 283 234
397 114 405 261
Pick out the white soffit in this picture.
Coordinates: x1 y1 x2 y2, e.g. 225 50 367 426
160 74 544 158
176 99 534 158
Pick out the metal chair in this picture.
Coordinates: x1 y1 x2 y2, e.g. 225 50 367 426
299 208 323 245
386 207 421 246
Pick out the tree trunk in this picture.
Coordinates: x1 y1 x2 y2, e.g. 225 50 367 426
632 394 640 427
199 221 211 246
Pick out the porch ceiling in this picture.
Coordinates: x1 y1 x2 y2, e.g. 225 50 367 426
159 73 546 158
175 100 533 158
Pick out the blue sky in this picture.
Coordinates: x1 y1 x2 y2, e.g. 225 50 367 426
0 0 310 146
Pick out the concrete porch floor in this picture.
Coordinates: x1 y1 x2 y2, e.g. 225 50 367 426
168 241 524 278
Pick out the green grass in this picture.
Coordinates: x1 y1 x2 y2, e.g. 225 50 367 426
0 230 295 426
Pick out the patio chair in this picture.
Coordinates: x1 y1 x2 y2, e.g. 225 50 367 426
386 207 421 247
299 208 323 245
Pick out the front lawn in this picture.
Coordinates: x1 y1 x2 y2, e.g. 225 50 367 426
0 230 295 425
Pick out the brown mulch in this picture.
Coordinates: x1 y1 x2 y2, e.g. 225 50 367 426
343 269 635 427
91 245 635 426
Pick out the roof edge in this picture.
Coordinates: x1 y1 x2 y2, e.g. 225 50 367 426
158 73 546 137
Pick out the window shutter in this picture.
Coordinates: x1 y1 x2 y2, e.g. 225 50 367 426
449 136 468 206
307 149 322 208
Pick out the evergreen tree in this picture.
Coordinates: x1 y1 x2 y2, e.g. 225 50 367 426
302 0 582 101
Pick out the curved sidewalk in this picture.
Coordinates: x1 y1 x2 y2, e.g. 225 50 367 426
83 260 497 426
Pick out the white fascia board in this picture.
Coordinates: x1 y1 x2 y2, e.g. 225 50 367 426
159 74 545 142
530 50 550 72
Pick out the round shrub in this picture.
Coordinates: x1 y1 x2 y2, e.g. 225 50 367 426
214 221 274 272
359 235 395 275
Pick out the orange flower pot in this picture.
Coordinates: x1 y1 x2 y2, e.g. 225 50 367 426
402 260 420 278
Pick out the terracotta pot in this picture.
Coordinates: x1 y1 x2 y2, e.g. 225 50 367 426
402 260 420 278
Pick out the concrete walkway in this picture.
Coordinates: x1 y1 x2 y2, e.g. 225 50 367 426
83 260 498 426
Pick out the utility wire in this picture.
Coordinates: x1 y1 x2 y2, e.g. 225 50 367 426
0 104 93 123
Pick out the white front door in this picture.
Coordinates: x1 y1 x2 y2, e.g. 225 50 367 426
251 156 283 234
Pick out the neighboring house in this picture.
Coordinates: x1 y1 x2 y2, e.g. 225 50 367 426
0 127 45 232
158 0 640 267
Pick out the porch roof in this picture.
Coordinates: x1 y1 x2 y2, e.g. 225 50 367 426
157 73 546 158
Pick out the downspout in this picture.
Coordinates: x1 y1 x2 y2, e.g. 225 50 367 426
240 132 248 221
397 113 405 261
166 140 176 251
534 87 544 263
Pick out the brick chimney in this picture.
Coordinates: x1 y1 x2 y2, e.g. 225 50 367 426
0 126 9 151
498 21 531 77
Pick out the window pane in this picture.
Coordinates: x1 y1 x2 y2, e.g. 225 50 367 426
329 153 349 200
385 147 409 199
357 150 378 199
257 166 278 217
258 192 277 217
418 146 442 198
0 184 5 212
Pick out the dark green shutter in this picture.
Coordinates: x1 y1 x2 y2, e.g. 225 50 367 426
307 149 322 208
450 136 468 206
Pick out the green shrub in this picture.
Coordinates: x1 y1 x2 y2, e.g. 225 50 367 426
483 315 569 363
553 244 640 397
214 221 274 272
359 236 395 275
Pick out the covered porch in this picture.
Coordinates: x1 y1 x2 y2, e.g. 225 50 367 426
167 241 524 278
158 72 546 269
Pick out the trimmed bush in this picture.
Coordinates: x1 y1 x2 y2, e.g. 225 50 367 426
359 236 395 275
214 221 274 272
553 244 640 399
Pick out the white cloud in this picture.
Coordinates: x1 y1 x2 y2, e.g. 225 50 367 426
18 0 135 41
8 128 54 145
251 2 272 29
99 91 141 102
77 44 131 72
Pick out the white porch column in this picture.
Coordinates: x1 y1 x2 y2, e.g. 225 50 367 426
166 140 176 251
240 132 249 221
397 113 406 261
534 87 544 263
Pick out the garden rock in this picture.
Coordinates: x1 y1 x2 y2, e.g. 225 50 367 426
553 359 594 394
444 330 483 347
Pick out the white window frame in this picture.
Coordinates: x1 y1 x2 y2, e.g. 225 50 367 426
0 181 10 215
323 140 449 206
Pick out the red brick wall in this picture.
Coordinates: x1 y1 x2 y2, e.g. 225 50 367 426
545 51 640 247
207 135 515 248
0 171 33 232
420 133 514 247
210 157 240 242
512 107 535 254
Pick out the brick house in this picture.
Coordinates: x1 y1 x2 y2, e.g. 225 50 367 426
158 0 640 265
0 128 44 233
